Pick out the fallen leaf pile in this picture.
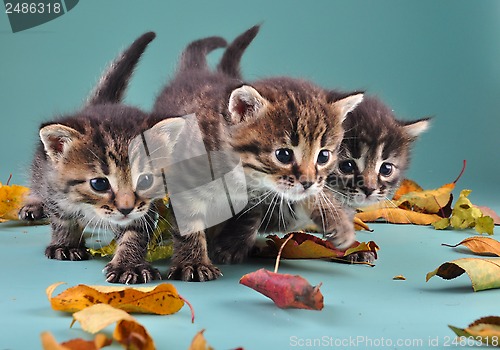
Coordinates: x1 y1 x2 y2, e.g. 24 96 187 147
449 316 500 347
0 175 29 222
355 161 498 235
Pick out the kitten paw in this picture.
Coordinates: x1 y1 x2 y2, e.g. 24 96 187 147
19 203 46 221
345 251 377 264
167 262 222 282
45 245 90 261
325 230 356 251
210 241 253 264
104 262 162 284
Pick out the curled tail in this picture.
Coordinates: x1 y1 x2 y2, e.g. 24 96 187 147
217 25 260 79
177 36 227 72
87 31 156 106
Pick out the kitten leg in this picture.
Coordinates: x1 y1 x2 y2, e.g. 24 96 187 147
19 195 46 221
104 214 161 284
45 215 89 261
168 230 222 282
209 209 261 264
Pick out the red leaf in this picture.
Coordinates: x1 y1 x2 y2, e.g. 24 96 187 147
239 269 324 310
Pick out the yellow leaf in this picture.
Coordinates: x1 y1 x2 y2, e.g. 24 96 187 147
449 316 500 347
72 304 155 350
426 258 500 292
47 282 187 316
188 330 214 350
0 181 29 222
392 179 423 200
356 207 442 225
393 275 406 280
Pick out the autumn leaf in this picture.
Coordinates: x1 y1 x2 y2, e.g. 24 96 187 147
449 316 500 347
46 282 193 320
426 258 500 291
188 330 214 350
475 206 500 225
356 207 442 225
240 268 324 310
432 190 495 235
392 179 423 200
41 332 112 350
0 176 29 222
71 304 155 350
442 237 500 257
263 232 378 262
393 275 406 280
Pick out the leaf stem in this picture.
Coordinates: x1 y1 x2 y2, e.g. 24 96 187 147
453 160 467 184
274 233 294 273
179 294 195 323
6 174 12 186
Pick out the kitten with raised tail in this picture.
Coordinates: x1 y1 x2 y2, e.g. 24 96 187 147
326 92 430 208
20 32 185 284
153 26 363 281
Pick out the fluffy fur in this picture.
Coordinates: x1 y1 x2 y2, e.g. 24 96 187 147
20 32 184 284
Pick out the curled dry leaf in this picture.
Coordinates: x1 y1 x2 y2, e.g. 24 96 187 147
264 232 378 261
188 330 214 350
392 179 423 200
46 282 193 320
239 268 324 310
426 258 500 292
41 332 112 350
72 304 154 350
0 177 29 222
442 236 500 257
393 275 406 281
449 316 500 347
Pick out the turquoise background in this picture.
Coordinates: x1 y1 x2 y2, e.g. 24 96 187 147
0 1 499 349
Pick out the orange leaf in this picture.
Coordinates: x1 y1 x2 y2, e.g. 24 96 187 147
344 241 379 260
240 268 324 310
114 319 155 350
41 332 112 350
392 179 423 200
0 181 29 222
46 282 188 317
355 207 442 225
188 330 214 350
442 237 500 256
266 232 344 259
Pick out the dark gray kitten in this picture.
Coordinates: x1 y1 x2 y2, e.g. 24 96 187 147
20 32 184 284
326 92 430 208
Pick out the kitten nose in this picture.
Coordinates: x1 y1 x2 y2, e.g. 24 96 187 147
301 181 314 190
118 207 133 216
361 187 375 196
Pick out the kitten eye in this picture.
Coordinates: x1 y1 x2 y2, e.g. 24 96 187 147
275 148 293 164
379 162 394 177
339 160 356 174
90 178 110 192
317 150 330 165
136 173 154 191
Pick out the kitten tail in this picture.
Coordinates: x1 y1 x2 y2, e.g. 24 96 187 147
87 31 156 106
217 24 261 78
178 36 227 72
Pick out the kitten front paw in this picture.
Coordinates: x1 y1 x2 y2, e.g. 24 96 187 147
210 240 254 264
45 245 90 261
324 229 356 250
168 262 222 282
19 203 46 221
104 262 162 284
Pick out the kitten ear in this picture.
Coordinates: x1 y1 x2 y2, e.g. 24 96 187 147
331 93 364 122
228 85 268 123
39 124 82 162
149 117 186 145
402 118 431 138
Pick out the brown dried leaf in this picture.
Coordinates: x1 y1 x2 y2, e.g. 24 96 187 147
41 332 112 350
188 330 214 350
442 236 500 257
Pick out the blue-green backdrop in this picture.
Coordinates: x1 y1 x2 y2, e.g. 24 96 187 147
1 0 499 207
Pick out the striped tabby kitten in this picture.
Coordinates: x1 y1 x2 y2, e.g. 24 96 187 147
153 27 363 281
20 32 184 284
326 93 429 207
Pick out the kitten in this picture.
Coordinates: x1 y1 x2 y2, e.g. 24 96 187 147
20 32 185 284
326 92 430 208
153 26 363 281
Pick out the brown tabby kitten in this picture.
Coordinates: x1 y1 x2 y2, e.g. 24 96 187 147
153 27 363 281
20 32 185 284
326 92 430 208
